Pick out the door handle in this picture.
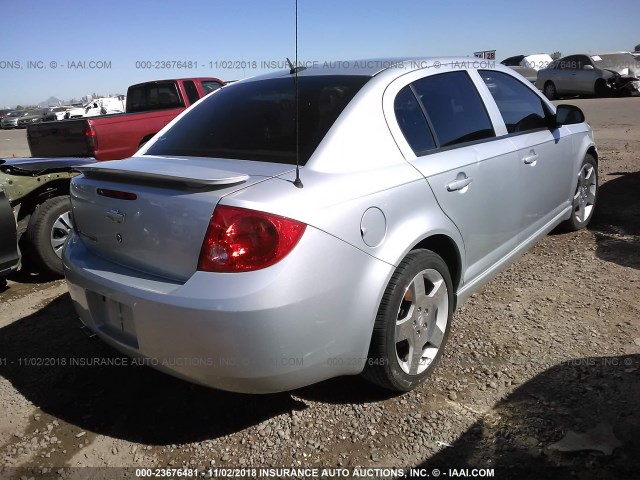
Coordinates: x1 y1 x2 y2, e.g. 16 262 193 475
523 152 538 165
446 177 473 192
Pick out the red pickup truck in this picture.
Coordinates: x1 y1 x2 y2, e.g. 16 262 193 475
27 77 223 161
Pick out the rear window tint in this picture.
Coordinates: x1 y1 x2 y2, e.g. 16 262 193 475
146 76 370 165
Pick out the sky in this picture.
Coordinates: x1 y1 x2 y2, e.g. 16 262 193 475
1 0 638 107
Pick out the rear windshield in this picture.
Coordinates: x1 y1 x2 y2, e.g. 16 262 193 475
145 75 370 165
127 82 184 113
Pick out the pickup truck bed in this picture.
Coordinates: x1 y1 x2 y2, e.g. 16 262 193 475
27 77 223 161
28 109 180 159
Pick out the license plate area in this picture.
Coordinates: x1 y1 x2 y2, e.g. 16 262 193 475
87 291 139 348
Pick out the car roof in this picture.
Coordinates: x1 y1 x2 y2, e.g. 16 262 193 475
240 57 503 82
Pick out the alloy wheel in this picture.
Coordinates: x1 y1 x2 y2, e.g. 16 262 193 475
394 269 449 375
573 163 597 223
50 211 73 259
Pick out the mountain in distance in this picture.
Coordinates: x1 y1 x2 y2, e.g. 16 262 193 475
38 96 64 107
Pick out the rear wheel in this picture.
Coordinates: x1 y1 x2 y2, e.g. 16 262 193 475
562 154 598 231
363 249 453 392
25 196 72 276
544 81 557 100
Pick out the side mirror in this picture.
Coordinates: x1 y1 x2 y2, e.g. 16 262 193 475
554 104 585 127
583 65 594 70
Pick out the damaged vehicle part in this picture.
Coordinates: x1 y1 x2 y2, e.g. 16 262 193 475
0 185 20 282
0 157 95 275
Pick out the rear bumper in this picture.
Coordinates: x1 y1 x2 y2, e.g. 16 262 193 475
63 228 393 393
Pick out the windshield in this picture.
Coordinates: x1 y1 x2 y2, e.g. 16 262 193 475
146 75 370 165
7 111 25 117
592 53 637 71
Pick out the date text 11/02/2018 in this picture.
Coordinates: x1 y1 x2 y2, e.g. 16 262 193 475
134 467 496 478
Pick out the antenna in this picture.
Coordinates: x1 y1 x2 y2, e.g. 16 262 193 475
292 0 303 188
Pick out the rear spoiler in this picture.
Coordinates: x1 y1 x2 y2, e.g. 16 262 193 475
75 158 249 188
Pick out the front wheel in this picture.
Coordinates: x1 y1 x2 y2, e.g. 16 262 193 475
544 81 557 100
594 79 611 98
562 154 598 231
362 249 453 392
25 196 72 276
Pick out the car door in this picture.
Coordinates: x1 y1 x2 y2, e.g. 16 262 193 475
387 68 521 284
0 186 19 277
477 69 574 242
573 55 600 94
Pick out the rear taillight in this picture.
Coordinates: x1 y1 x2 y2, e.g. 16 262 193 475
85 123 97 153
198 205 306 273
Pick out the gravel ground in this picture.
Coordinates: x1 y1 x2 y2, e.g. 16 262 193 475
0 98 639 480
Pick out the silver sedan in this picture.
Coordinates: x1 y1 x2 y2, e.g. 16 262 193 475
536 52 640 99
64 58 598 393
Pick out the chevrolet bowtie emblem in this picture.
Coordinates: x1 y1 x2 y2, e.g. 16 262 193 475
106 209 125 224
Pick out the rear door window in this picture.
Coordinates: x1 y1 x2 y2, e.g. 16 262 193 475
557 56 578 70
411 71 495 148
394 85 436 155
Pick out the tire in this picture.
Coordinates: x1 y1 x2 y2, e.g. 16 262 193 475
25 196 72 276
594 79 611 98
562 154 598 232
544 81 557 100
362 249 453 392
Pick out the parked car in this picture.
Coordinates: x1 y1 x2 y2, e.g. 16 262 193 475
0 185 20 283
1 110 29 129
536 52 640 99
0 157 95 275
501 53 553 83
16 109 51 128
0 109 14 121
27 78 224 161
64 58 597 393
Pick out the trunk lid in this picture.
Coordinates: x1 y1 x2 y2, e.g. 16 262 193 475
71 156 292 281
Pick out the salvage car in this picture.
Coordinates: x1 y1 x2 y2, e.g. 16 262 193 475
536 52 640 99
0 157 95 275
0 185 20 283
64 58 598 393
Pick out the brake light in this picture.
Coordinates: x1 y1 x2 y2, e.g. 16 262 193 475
85 123 97 153
97 188 137 200
198 205 306 272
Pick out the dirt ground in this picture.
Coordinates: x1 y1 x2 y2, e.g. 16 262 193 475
1 98 639 480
